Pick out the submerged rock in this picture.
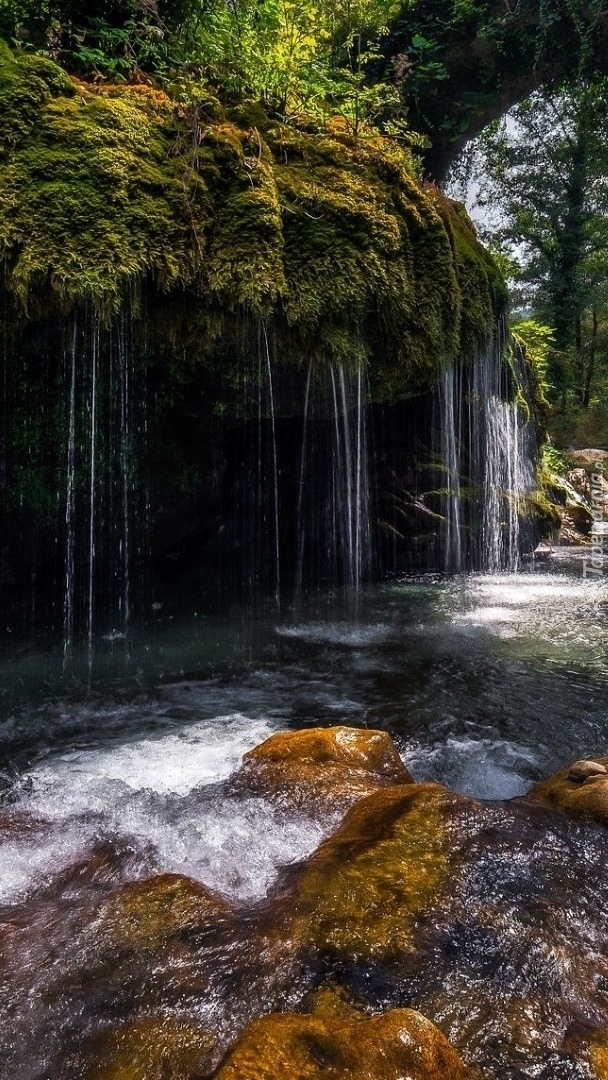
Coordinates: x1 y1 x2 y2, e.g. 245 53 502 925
304 983 368 1022
212 1008 473 1079
82 1016 216 1080
590 1032 608 1079
530 756 608 825
95 872 233 952
232 726 412 812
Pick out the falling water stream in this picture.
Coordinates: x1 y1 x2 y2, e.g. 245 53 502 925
438 332 536 573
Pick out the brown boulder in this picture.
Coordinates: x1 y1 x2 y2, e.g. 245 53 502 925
530 757 608 826
233 726 412 812
212 1008 473 1079
568 759 608 781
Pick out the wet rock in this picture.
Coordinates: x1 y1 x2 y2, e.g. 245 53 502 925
531 757 608 825
96 872 233 952
212 1008 473 1079
563 500 592 534
232 726 412 812
290 781 460 959
82 1016 216 1080
555 507 593 545
568 760 608 782
243 727 409 777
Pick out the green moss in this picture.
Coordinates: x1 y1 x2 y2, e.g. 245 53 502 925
0 43 504 393
0 61 198 308
0 41 73 147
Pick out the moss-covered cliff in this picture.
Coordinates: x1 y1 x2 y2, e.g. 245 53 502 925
0 41 504 398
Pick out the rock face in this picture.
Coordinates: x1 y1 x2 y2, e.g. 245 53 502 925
567 449 608 470
0 41 502 379
212 1009 473 1080
530 756 608 825
232 726 413 812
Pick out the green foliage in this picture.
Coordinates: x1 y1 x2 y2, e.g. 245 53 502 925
0 1 172 79
511 319 555 385
0 0 410 136
384 0 608 179
541 439 566 478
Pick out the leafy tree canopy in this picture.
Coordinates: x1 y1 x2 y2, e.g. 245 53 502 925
386 0 608 178
457 81 608 443
0 0 417 146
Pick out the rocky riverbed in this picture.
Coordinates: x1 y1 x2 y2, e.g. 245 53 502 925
2 724 608 1080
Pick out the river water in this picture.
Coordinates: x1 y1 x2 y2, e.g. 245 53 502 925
1 557 607 1078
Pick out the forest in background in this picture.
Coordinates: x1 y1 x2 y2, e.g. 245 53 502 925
1 0 607 450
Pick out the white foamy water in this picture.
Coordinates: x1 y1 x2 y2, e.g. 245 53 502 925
25 713 279 803
457 606 517 624
406 736 547 800
0 713 338 904
275 622 391 646
452 572 608 650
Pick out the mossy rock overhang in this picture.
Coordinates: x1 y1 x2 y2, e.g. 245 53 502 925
0 40 506 401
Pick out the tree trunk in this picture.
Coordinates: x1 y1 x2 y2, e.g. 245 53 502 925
583 307 598 408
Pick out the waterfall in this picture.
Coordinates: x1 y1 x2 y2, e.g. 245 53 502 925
294 361 312 600
57 309 149 662
471 334 536 572
2 297 538 661
295 361 372 594
63 323 78 663
230 320 282 606
86 319 98 673
439 365 464 573
228 325 373 603
261 323 281 611
437 327 536 572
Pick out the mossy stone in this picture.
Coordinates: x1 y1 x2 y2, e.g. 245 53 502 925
95 873 232 953
0 42 504 395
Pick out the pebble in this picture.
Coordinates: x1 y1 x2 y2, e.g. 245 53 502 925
568 760 608 782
